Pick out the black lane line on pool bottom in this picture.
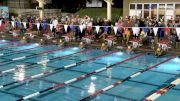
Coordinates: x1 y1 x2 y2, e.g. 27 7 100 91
2 53 178 93
36 78 138 101
0 52 38 62
0 46 71 66
0 42 32 51
142 73 180 101
16 53 144 101
0 48 92 77
0 90 39 101
10 55 177 101
0 45 47 58
80 56 176 101
0 47 69 66
66 69 180 91
0 41 19 51
6 68 180 101
0 50 91 76
143 78 180 101
0 50 118 89
3 57 86 91
94 62 177 76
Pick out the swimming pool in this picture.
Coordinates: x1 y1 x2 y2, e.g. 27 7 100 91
0 40 179 101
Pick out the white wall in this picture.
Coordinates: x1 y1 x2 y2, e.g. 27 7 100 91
86 0 102 7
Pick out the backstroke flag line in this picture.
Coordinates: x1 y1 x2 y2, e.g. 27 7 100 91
153 28 158 36
64 25 68 32
23 22 26 29
49 24 53 31
96 26 100 34
79 25 84 33
113 26 118 35
36 23 40 30
11 21 15 28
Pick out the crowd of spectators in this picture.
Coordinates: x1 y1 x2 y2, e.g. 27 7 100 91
0 15 180 52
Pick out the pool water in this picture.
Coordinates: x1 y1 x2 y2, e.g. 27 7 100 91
0 40 179 101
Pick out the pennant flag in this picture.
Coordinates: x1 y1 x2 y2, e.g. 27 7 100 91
96 26 100 34
11 21 15 28
0 20 2 26
53 21 58 28
83 24 86 29
64 25 68 32
42 23 47 30
79 25 84 33
104 27 109 33
113 27 118 35
36 23 40 30
153 27 159 36
132 27 140 35
49 24 53 31
17 21 21 28
176 28 180 37
23 22 26 29
143 28 149 33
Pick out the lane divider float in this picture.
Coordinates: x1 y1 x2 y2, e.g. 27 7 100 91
0 42 32 50
80 56 176 101
16 53 144 101
0 50 118 89
0 44 46 57
144 77 180 101
0 48 92 76
0 46 71 65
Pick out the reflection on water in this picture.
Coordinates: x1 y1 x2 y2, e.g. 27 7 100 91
88 82 96 94
65 86 70 94
13 65 26 81
81 90 85 96
107 68 112 79
41 55 48 71
114 97 117 101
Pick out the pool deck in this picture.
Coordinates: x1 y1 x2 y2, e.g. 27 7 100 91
0 32 180 55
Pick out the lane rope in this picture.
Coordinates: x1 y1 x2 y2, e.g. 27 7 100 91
0 46 72 65
0 44 46 57
80 56 176 101
0 48 92 76
0 50 118 89
0 42 32 50
144 76 180 101
16 53 144 101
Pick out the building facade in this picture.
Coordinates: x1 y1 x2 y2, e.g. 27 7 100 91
123 0 180 21
1 0 31 9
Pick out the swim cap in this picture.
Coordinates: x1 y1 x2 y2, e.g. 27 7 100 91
157 48 160 51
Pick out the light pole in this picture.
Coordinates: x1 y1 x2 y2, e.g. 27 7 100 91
36 0 46 20
104 0 113 21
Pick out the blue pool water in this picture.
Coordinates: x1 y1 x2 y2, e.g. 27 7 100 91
0 40 179 101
